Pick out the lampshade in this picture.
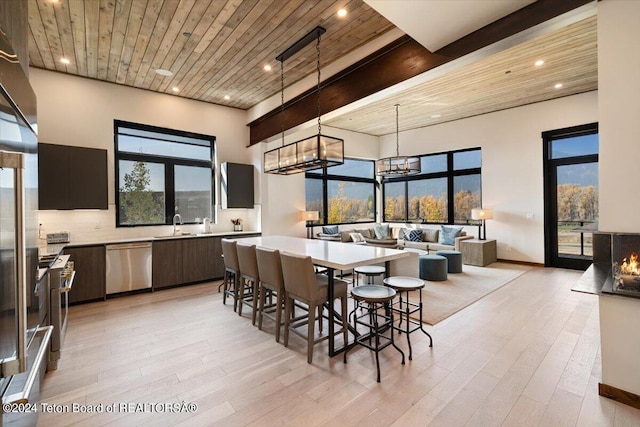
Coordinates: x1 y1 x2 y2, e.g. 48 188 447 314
302 210 319 221
471 208 494 220
376 104 420 177
264 26 344 175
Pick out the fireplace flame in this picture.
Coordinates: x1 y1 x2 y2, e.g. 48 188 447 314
621 253 639 275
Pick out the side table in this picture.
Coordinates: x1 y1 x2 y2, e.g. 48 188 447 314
460 239 497 266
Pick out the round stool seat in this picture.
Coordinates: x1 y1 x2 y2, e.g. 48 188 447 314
351 285 396 303
354 265 386 286
383 276 425 291
354 265 386 275
435 250 463 273
419 255 448 281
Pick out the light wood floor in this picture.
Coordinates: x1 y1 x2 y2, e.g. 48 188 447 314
37 266 640 427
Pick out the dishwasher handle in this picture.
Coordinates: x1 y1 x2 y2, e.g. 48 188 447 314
106 242 152 251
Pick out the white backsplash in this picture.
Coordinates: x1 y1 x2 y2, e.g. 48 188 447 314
37 204 261 245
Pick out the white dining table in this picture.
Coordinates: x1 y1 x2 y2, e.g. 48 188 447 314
232 235 410 356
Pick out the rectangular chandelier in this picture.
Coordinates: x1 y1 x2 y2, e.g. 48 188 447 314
264 133 344 175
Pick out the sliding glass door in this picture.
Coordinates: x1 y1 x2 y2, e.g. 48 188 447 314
543 123 598 270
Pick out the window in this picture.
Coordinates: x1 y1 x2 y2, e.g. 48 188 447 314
115 120 215 227
305 158 376 225
382 148 482 224
543 123 598 270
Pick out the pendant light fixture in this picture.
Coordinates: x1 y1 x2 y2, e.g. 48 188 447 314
264 27 344 175
376 104 420 176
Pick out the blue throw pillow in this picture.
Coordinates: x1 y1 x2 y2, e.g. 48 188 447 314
438 226 463 245
322 225 339 235
374 223 390 239
404 229 423 242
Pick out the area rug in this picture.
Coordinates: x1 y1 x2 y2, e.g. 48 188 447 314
417 262 530 325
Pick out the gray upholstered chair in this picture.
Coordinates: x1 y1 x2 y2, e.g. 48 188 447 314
236 243 260 325
255 246 285 342
221 239 240 311
280 252 349 364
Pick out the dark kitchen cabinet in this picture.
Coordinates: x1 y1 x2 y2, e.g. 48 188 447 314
152 239 184 289
182 238 215 283
221 162 254 208
211 237 224 279
38 143 108 210
64 245 106 304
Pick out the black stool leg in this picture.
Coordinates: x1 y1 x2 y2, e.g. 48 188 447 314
373 304 381 383
404 290 413 360
390 309 405 365
418 290 433 347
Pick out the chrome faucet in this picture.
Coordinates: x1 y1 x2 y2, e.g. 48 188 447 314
172 213 183 235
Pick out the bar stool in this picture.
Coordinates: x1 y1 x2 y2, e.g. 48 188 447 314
353 265 386 286
220 239 240 311
280 252 349 364
236 243 260 325
344 285 405 383
255 247 285 343
383 276 433 360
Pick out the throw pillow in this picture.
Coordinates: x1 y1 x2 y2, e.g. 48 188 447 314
438 225 463 245
322 225 339 235
404 229 423 242
422 228 439 243
373 223 390 239
350 232 366 243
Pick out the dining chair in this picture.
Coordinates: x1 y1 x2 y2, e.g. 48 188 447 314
236 242 260 325
280 252 349 364
255 247 285 342
221 239 240 311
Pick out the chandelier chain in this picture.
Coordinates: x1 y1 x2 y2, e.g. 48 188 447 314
280 60 285 147
395 104 400 157
317 34 321 135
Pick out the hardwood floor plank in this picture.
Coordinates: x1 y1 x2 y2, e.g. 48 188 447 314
34 269 640 427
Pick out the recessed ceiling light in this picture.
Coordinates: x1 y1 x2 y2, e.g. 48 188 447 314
263 64 272 72
224 95 231 100
535 59 544 67
431 114 442 119
60 57 70 65
172 87 180 93
156 69 174 77
337 8 347 18
554 83 563 89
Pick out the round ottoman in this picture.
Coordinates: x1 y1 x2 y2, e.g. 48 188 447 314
435 250 463 273
419 255 448 281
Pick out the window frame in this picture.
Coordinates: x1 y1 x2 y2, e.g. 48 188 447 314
382 147 482 225
305 157 377 226
114 120 216 227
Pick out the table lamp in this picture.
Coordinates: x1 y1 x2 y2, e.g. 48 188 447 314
471 208 493 240
302 211 319 239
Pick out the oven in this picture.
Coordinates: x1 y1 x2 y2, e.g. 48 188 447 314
45 254 74 371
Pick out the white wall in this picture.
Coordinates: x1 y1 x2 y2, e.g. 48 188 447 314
597 0 640 397
379 91 598 263
30 69 260 242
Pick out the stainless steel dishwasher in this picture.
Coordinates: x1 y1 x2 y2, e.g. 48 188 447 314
105 242 153 294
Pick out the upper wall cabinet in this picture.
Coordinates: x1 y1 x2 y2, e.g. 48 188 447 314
38 143 108 210
221 162 254 209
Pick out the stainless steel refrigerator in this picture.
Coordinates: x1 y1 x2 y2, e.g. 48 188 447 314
0 28 52 425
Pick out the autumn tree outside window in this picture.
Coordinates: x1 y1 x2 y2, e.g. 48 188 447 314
305 158 376 226
382 148 482 225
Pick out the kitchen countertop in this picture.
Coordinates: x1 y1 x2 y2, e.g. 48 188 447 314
38 230 261 255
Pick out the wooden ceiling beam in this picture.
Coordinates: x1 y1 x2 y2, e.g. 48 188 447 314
248 0 592 146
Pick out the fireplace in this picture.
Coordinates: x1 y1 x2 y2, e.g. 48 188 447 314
611 233 640 297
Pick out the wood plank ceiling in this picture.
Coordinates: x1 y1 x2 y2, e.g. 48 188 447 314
28 0 395 110
28 0 597 140
325 15 598 136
